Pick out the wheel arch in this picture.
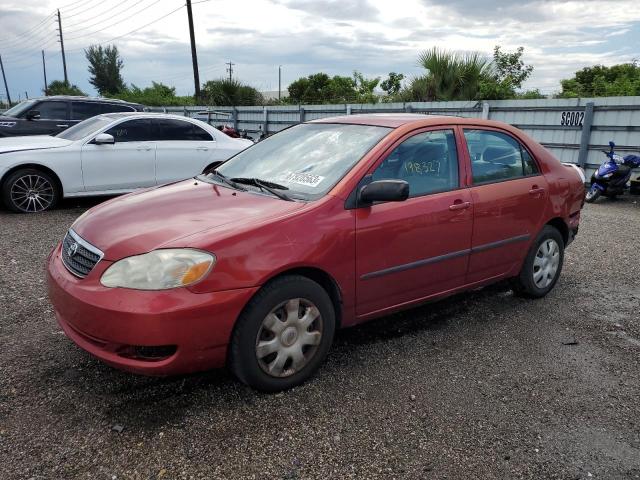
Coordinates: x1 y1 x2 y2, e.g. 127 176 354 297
259 266 344 329
1 163 64 197
545 217 569 246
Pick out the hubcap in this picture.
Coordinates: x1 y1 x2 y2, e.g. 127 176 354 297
255 298 323 378
533 239 560 289
10 174 54 212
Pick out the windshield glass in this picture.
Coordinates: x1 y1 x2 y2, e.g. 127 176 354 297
215 123 391 199
56 115 113 141
3 99 37 118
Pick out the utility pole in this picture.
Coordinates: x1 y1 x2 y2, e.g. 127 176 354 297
185 0 201 100
226 61 234 82
0 55 10 106
56 9 68 84
278 65 281 101
42 50 48 95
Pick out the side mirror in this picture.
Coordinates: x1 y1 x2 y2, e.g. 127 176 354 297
359 179 409 204
25 110 41 120
94 133 115 145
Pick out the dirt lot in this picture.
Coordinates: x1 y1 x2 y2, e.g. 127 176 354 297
0 196 639 480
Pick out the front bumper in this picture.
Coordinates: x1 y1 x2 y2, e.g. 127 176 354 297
46 243 259 376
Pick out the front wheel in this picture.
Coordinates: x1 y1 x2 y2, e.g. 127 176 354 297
229 275 336 392
585 186 601 203
2 168 60 213
512 226 564 299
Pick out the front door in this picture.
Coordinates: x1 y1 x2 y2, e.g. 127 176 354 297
81 118 157 192
461 128 548 283
355 128 473 317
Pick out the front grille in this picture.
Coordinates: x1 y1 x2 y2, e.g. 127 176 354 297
61 229 104 278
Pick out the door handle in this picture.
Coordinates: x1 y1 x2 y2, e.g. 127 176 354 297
137 146 151 151
196 146 209 151
56 124 69 128
529 186 545 195
449 201 471 211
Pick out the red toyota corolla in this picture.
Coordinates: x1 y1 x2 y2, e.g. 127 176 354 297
47 114 585 391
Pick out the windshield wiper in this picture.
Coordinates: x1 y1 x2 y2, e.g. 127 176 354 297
199 171 245 191
230 177 293 201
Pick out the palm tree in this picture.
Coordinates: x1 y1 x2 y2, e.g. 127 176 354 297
414 47 492 101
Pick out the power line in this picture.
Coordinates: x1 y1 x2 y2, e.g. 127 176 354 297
65 4 186 53
65 0 165 41
60 0 106 18
0 13 56 48
64 0 146 31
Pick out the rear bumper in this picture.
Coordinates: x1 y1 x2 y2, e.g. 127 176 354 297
46 243 259 376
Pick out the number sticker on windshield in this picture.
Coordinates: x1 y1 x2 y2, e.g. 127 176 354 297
280 172 325 187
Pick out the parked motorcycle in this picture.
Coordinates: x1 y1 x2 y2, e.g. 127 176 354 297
585 141 640 203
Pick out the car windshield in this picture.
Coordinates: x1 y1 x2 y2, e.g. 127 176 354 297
3 99 38 118
214 123 391 200
56 116 113 141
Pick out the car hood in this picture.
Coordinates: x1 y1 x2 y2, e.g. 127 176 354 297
72 179 306 260
0 135 73 154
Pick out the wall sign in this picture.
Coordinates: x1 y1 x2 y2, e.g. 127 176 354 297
560 111 584 127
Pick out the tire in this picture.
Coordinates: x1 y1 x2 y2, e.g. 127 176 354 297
584 186 601 203
2 168 60 213
512 225 564 299
229 275 336 392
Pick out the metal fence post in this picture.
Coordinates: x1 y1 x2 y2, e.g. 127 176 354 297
232 107 238 130
405 104 413 113
263 106 268 134
346 105 352 115
578 102 595 168
482 102 490 120
299 106 305 123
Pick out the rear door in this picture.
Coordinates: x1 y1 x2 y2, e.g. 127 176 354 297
461 128 547 283
154 118 216 184
80 118 157 192
354 128 473 317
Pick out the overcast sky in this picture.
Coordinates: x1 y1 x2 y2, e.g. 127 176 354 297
0 0 639 101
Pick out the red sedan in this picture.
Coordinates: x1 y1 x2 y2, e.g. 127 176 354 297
47 114 585 391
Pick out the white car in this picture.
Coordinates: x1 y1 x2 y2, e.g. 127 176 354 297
0 112 253 213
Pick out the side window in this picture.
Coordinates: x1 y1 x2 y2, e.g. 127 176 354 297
34 101 68 120
463 129 539 184
371 129 459 197
104 119 156 142
101 103 136 114
71 102 103 120
158 119 213 141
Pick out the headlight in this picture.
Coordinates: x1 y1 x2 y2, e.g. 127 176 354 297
101 249 215 290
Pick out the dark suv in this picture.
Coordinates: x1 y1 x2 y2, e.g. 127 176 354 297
0 96 143 137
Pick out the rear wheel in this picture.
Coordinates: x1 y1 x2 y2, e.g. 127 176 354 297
1 168 60 213
229 275 335 392
512 225 564 298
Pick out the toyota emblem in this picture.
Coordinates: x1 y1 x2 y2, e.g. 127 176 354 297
67 242 79 258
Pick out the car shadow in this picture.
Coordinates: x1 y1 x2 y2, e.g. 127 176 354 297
40 281 516 432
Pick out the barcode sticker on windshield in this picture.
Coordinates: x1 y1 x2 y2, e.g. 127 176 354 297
281 172 325 187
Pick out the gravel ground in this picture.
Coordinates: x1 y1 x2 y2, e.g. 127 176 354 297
0 196 639 480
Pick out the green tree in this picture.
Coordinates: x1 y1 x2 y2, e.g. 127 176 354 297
478 46 535 100
201 78 263 106
408 47 491 101
353 71 380 103
559 62 640 97
45 80 86 96
287 73 358 104
380 72 404 96
85 44 125 95
114 82 195 106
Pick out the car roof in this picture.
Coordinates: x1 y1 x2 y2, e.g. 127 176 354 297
310 113 508 130
99 112 200 121
28 95 141 106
